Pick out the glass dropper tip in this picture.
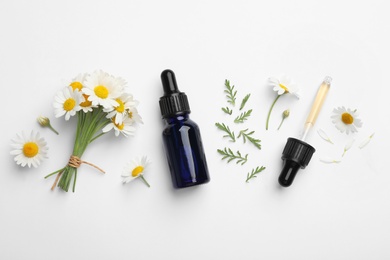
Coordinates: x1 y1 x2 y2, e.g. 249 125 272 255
323 76 332 85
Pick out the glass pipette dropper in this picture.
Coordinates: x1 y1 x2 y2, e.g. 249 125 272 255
278 77 332 187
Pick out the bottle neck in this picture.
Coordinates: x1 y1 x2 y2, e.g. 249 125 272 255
164 113 189 124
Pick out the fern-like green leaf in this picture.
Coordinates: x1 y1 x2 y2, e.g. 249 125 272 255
221 106 233 115
217 147 248 165
215 122 236 142
237 128 261 149
224 80 237 106
246 166 266 183
239 94 251 110
234 109 252 123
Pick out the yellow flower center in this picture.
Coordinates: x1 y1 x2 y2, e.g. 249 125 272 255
115 99 125 113
94 85 109 99
80 94 92 107
70 81 83 91
23 142 39 158
341 112 354 125
132 166 144 177
115 122 124 130
63 98 76 111
279 83 289 93
128 111 133 119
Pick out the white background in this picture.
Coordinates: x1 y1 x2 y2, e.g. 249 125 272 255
1 0 389 259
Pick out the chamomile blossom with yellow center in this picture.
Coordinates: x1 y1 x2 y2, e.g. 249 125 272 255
122 156 151 187
82 70 124 109
53 86 82 120
104 93 138 124
266 75 300 130
269 76 300 98
69 73 88 91
331 106 363 134
68 73 95 113
10 131 48 168
102 114 136 137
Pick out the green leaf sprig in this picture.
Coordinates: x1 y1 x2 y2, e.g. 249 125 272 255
239 94 250 110
222 106 233 115
234 109 252 123
217 148 248 165
237 129 261 150
215 122 235 142
224 80 237 106
246 166 266 183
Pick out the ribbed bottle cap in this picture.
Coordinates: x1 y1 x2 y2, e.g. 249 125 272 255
159 69 191 118
278 137 316 187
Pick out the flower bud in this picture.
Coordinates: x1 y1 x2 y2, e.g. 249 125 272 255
37 116 50 126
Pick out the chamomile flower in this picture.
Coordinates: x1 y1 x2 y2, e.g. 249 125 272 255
104 93 138 124
68 73 96 113
83 70 124 109
331 106 363 134
122 156 151 187
266 75 300 130
102 114 136 137
53 86 82 120
69 73 88 91
10 131 48 168
269 75 300 98
127 106 143 124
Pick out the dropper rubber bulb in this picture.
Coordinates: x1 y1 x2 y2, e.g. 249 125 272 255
161 69 180 95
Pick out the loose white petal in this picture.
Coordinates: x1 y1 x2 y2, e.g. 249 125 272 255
317 129 334 144
342 139 355 157
320 157 341 164
359 133 375 149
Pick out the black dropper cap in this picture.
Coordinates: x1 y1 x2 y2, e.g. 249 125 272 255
159 69 191 118
278 138 316 187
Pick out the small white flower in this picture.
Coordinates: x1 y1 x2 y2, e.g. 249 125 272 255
342 139 355 157
104 93 138 125
102 114 136 137
10 131 48 168
122 156 151 187
359 133 375 149
53 86 82 120
83 70 124 109
317 129 334 144
320 157 341 164
331 106 363 134
69 73 88 91
269 75 300 98
127 106 143 124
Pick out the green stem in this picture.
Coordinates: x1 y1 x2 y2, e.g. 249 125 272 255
277 118 285 130
266 95 281 130
45 167 65 178
140 175 150 188
48 124 59 135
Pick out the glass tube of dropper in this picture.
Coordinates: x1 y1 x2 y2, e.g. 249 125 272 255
300 76 332 142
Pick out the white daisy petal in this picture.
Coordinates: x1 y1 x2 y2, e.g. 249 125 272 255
320 157 341 164
359 133 375 149
317 129 334 144
342 139 355 157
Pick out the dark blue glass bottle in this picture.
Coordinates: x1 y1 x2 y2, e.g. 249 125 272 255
159 69 210 188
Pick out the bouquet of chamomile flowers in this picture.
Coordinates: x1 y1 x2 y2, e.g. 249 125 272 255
46 70 142 192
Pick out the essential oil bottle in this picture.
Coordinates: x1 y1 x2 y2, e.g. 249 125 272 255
159 69 210 188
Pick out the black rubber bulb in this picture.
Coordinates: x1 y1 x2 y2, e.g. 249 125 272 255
161 69 180 95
